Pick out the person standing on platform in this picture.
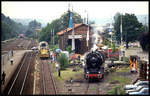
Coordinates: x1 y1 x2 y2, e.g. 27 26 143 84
54 53 56 62
58 68 61 77
11 50 13 57
56 63 59 72
1 71 6 85
10 58 14 65
50 51 53 63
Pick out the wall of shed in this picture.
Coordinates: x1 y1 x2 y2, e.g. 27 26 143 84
58 25 93 54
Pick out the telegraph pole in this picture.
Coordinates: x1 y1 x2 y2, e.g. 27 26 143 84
120 14 123 61
86 11 89 49
53 28 55 45
120 14 122 46
145 16 147 32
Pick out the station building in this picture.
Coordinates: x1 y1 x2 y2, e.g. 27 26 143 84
57 23 93 54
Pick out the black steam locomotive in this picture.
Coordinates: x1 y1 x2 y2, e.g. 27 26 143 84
84 50 105 80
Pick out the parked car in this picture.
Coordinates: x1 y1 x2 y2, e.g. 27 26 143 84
126 86 148 94
128 87 149 95
124 81 149 90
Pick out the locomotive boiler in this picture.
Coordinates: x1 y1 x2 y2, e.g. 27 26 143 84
84 50 105 80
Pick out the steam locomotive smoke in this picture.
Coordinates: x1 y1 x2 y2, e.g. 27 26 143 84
91 26 103 51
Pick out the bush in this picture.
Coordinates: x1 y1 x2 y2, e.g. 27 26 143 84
113 56 119 61
57 53 69 70
112 43 116 53
50 45 59 53
66 45 73 53
124 57 129 64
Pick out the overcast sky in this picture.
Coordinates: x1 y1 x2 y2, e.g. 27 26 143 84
2 1 148 22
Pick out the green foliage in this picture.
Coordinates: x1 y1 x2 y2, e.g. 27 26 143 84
57 53 69 70
1 13 27 41
28 19 41 29
60 11 83 30
103 37 111 47
124 57 129 64
114 13 144 49
25 20 41 39
50 45 59 53
112 43 116 53
39 11 83 44
113 56 119 61
66 45 73 53
108 85 125 95
138 32 149 52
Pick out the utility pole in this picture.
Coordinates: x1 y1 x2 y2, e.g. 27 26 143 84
53 28 55 45
84 10 87 24
51 29 52 45
120 14 122 46
86 11 89 49
145 16 147 32
69 4 75 53
120 14 123 61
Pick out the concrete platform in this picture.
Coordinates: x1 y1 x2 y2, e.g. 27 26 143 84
1 50 32 92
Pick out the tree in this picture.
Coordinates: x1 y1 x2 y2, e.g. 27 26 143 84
138 32 149 52
112 43 116 53
114 13 144 49
59 11 83 30
1 13 27 41
57 53 69 70
66 45 73 53
39 11 83 45
28 19 41 30
26 20 41 39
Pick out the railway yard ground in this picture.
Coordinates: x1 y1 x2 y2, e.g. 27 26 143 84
1 38 148 95
51 61 139 94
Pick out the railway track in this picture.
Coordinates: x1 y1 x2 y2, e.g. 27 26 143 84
3 52 35 95
1 38 32 51
39 59 57 94
27 40 38 50
84 80 100 94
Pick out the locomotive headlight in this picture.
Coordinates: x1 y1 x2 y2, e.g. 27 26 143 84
87 71 89 74
98 71 101 74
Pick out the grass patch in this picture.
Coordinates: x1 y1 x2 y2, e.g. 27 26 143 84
91 87 97 90
58 68 84 81
107 74 131 84
53 62 84 82
108 85 125 95
107 69 132 95
116 67 130 73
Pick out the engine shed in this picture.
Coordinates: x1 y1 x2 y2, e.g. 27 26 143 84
57 23 93 54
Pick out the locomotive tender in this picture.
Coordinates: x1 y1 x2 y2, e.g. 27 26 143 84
84 50 105 80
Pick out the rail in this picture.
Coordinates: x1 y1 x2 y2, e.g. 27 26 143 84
40 59 57 94
20 53 33 94
7 52 33 95
47 61 57 94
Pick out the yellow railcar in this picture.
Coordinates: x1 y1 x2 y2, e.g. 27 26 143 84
39 41 50 59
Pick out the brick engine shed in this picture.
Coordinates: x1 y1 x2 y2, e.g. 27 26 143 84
57 23 93 54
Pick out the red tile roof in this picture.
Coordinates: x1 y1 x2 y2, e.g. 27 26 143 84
57 23 84 36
